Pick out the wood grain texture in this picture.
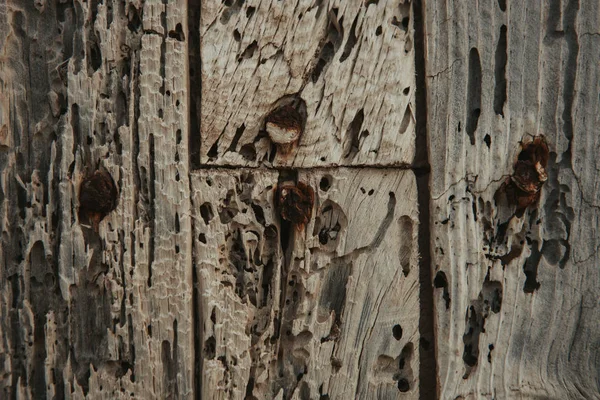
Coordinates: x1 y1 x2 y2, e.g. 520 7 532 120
0 1 192 398
426 1 600 398
10 0 600 398
192 168 420 399
198 0 416 168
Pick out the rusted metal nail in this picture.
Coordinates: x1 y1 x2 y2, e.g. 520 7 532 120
266 105 303 153
79 168 118 230
277 181 314 227
506 136 549 211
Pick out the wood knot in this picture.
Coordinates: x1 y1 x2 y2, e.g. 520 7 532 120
266 104 304 152
506 136 549 211
277 182 314 227
79 168 118 230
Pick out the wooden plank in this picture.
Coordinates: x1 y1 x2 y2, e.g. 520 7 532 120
192 168 420 399
0 1 193 398
198 1 416 168
426 1 600 398
128 1 194 398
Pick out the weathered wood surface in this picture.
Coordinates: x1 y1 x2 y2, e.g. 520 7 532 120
192 168 420 399
0 0 423 399
6 0 600 398
198 0 416 168
0 1 193 398
426 1 600 399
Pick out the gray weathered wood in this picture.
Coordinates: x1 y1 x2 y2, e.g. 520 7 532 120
1 1 421 398
0 1 193 398
192 168 420 399
7 0 600 399
199 0 416 168
426 1 600 398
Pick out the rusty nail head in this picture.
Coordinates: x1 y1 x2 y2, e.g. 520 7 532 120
266 105 303 151
277 181 314 227
79 168 118 230
507 136 549 210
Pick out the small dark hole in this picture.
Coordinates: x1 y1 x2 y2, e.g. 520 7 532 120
392 324 403 340
434 271 448 288
319 230 329 245
200 203 214 225
88 40 102 71
168 23 185 41
391 15 408 32
397 379 410 392
240 40 258 60
402 17 410 30
484 134 491 148
403 87 410 95
319 176 331 192
239 143 257 161
375 26 382 36
207 141 219 159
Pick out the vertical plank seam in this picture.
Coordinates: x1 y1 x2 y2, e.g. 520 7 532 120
187 0 202 397
412 1 438 399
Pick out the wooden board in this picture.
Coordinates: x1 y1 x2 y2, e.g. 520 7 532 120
6 0 600 398
0 1 193 398
198 0 416 168
191 168 420 399
425 1 600 398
